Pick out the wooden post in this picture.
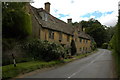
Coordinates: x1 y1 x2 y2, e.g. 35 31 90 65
12 54 16 67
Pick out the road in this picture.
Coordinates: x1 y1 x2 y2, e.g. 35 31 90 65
24 49 114 78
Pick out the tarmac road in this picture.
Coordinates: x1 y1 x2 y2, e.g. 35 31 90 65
24 49 115 78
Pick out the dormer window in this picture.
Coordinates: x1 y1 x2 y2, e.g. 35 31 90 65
45 13 48 21
39 12 48 21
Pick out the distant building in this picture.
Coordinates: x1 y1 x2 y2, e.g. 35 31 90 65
28 2 92 54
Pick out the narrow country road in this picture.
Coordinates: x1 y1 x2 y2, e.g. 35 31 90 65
24 49 114 78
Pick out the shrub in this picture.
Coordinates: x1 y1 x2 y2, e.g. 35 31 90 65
91 41 97 50
22 39 67 61
70 39 76 56
102 43 108 49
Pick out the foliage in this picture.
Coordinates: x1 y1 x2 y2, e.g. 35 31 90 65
2 60 63 79
2 39 33 66
91 41 97 50
22 39 67 61
70 39 77 55
80 18 110 47
2 38 16 52
105 26 115 42
102 43 108 49
2 2 32 39
2 48 98 79
86 24 107 47
80 18 101 28
110 11 120 77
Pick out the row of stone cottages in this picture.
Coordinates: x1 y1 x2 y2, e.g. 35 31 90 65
28 2 93 54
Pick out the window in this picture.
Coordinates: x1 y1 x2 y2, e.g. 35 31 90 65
79 38 82 43
45 32 47 40
39 12 45 20
80 48 82 51
67 35 70 42
75 38 77 42
40 12 48 21
39 29 40 39
86 40 88 43
45 13 48 21
83 47 84 51
83 39 85 43
59 32 62 42
49 30 54 39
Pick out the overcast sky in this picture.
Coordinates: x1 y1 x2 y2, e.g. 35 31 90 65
31 0 120 27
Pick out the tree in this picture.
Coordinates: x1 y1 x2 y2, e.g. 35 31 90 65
105 26 115 42
80 18 108 47
80 18 101 28
70 39 76 56
110 10 120 77
2 2 32 39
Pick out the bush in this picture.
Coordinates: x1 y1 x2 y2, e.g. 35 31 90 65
21 39 67 61
102 43 108 49
91 41 97 50
110 12 120 77
70 39 76 56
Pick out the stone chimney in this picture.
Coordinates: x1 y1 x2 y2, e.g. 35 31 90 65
67 18 72 23
45 2 51 13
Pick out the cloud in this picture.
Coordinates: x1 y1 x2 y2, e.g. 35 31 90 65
58 14 69 18
97 11 118 26
31 0 119 26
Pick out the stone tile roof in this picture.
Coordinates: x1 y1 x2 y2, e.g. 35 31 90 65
30 5 91 39
30 6 74 35
78 32 90 40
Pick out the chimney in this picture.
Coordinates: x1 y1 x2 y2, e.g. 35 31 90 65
67 18 72 23
45 2 51 13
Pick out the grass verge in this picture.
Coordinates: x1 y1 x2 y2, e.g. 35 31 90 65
112 50 120 78
2 49 98 79
2 60 63 79
64 49 98 63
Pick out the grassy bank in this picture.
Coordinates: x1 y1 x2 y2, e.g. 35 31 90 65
2 60 63 79
2 49 97 79
112 50 120 78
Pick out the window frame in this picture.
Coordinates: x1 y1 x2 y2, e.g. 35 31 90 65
79 38 82 43
49 30 54 39
59 32 62 42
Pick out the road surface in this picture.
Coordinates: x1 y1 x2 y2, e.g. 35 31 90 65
24 49 114 78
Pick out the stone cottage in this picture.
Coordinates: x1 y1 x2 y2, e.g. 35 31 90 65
29 2 92 54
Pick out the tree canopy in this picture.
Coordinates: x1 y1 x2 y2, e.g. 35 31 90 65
72 18 115 47
110 11 120 77
2 2 32 39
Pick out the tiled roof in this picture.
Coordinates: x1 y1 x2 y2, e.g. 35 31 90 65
78 32 90 40
30 6 74 35
30 5 91 39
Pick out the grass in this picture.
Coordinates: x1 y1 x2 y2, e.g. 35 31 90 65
2 60 63 79
2 49 98 79
64 49 98 62
112 50 120 78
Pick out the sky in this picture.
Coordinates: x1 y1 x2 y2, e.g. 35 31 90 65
31 0 120 27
